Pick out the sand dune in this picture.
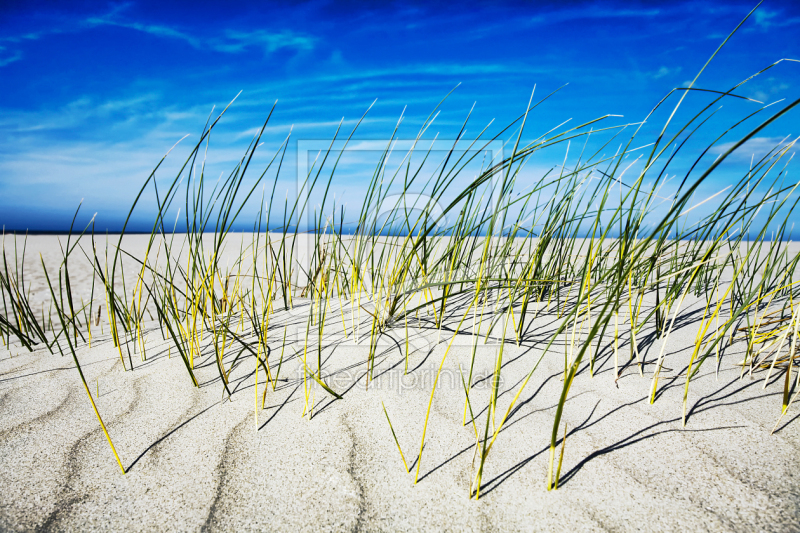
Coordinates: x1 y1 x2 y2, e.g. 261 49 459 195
1 235 800 531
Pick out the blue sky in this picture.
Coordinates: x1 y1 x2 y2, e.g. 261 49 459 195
1 0 799 232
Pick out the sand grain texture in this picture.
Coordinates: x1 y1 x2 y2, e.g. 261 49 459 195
1 236 800 532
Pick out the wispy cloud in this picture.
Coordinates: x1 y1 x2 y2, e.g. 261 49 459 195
0 93 167 133
0 5 316 67
0 117 297 220
652 66 682 80
752 8 800 30
86 16 201 47
213 29 314 54
85 14 315 55
0 46 22 67
709 136 798 162
744 76 792 104
279 63 543 87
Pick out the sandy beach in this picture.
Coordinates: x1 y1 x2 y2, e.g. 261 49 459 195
1 235 799 532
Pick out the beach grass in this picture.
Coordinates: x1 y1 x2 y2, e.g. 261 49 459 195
2 6 800 499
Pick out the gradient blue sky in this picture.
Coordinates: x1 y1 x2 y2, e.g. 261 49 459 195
1 0 799 232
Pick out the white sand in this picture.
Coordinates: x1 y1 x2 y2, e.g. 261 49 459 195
1 235 799 531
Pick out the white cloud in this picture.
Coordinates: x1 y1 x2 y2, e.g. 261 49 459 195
750 8 800 30
0 122 295 217
653 66 681 80
0 6 316 67
752 90 769 103
0 48 22 67
213 29 315 54
753 9 778 28
709 136 798 162
0 93 165 132
86 17 202 47
84 15 315 55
